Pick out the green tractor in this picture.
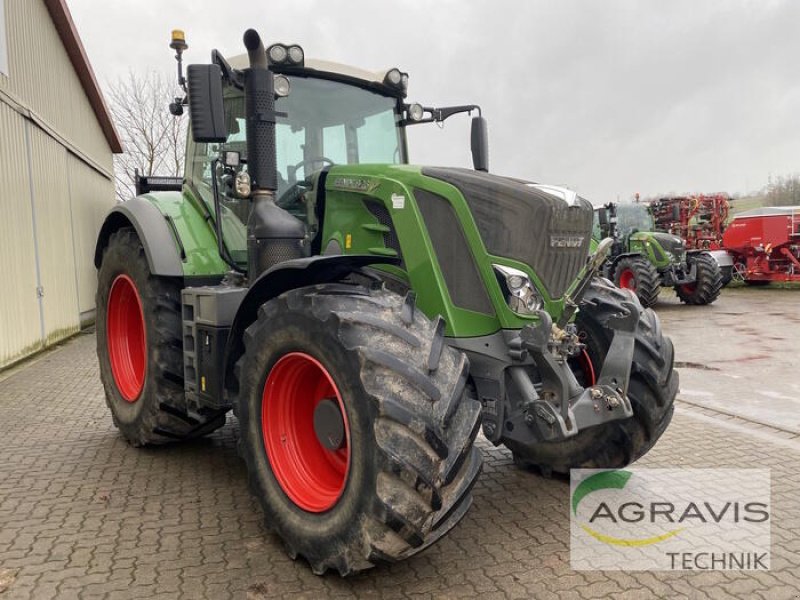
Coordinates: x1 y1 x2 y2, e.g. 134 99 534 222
94 29 677 575
593 202 722 307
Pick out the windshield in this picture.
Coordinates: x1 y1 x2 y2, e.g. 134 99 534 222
615 203 654 237
192 76 405 197
186 76 406 265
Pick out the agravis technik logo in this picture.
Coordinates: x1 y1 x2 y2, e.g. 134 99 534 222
570 469 771 571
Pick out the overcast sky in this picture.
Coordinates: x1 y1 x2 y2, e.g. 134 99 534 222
69 0 800 203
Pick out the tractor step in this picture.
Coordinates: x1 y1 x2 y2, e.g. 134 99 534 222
181 286 246 411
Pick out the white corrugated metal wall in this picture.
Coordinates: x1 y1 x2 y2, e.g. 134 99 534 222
0 0 115 368
0 101 43 364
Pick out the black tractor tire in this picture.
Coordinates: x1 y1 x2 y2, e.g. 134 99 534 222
96 228 227 446
612 256 661 308
510 279 677 475
233 284 482 576
675 253 723 305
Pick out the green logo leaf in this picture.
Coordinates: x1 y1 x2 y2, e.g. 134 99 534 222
572 470 632 515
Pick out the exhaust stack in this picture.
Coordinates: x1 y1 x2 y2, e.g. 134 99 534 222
242 29 305 278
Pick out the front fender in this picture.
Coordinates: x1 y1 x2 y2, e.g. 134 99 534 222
222 255 400 394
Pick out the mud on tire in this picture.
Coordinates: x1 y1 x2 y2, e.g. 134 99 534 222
233 283 482 576
96 228 227 446
510 278 677 474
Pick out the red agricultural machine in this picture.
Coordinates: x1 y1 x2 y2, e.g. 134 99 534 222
650 194 730 250
722 207 800 284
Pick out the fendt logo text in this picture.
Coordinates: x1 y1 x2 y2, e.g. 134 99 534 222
550 235 585 248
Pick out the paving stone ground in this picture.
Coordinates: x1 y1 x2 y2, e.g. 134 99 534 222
1 330 798 599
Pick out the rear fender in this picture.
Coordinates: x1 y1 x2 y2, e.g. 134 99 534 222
94 197 184 276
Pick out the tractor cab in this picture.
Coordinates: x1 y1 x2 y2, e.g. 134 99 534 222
182 50 487 274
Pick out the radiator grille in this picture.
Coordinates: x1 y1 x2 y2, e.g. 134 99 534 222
414 188 495 315
422 168 592 299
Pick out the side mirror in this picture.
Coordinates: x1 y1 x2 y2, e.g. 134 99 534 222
470 116 489 172
187 64 226 143
597 208 608 226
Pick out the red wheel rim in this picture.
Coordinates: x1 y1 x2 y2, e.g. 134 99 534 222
619 269 636 290
262 352 351 513
579 349 597 386
680 283 696 294
106 274 146 402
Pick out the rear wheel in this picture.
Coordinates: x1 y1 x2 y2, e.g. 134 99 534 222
613 256 661 308
511 279 677 474
96 228 227 445
675 253 723 304
234 284 482 575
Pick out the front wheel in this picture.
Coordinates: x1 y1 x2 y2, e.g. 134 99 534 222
234 284 482 575
509 279 677 474
675 253 723 305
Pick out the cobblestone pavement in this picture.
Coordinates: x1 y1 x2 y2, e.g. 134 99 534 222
1 330 798 599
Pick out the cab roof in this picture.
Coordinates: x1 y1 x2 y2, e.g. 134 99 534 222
226 54 404 97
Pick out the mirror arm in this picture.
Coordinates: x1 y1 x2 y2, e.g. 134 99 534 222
432 104 481 122
212 49 243 89
401 104 482 127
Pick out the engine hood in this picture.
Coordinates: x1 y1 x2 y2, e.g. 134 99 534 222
420 167 593 298
648 232 686 256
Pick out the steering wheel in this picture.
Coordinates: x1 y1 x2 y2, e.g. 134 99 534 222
276 158 334 217
287 157 335 185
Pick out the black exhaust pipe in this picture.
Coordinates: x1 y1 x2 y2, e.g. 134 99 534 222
242 29 305 278
243 29 268 69
243 29 276 193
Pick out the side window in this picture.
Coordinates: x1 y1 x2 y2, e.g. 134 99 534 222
357 112 401 163
276 123 304 187
0 0 8 76
592 211 602 240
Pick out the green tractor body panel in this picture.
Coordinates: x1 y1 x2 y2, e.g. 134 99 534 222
318 164 573 338
132 190 232 276
628 231 673 269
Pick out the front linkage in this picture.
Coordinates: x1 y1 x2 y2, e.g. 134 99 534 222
513 300 636 442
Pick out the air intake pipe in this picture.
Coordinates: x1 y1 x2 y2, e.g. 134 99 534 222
242 29 305 278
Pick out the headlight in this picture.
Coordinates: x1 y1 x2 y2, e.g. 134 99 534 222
385 68 403 86
267 44 288 63
407 103 425 121
493 265 543 315
287 45 304 65
273 74 291 97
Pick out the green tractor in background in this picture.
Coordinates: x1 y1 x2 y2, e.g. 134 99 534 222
93 29 677 575
594 202 722 307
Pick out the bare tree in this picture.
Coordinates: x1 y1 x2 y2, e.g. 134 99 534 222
107 71 187 201
764 174 800 207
